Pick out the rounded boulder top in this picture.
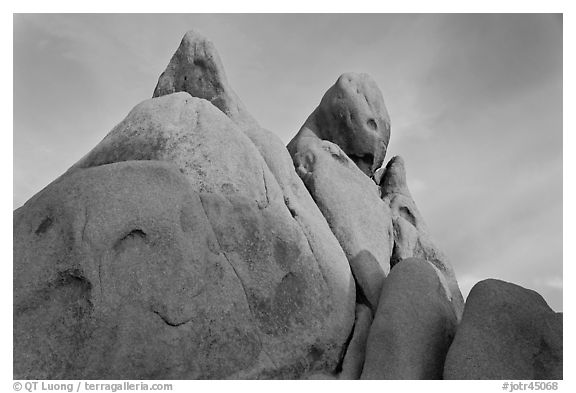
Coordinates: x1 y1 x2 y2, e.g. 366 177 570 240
314 72 391 177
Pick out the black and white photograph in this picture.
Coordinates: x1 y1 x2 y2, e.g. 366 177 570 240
7 7 570 388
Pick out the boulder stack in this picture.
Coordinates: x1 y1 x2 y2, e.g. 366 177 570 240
13 30 561 380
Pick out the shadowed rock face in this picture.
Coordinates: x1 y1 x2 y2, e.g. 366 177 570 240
360 258 458 380
288 73 391 178
339 303 373 379
444 279 563 380
380 156 465 320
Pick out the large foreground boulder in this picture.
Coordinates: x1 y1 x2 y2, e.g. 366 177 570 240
13 161 351 379
14 161 267 379
360 258 457 379
14 90 356 378
379 156 465 319
443 279 563 380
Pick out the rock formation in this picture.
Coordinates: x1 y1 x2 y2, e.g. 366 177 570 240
14 112 353 378
379 156 465 319
151 31 356 336
339 303 373 379
444 279 563 379
15 31 356 379
13 30 562 380
360 258 457 379
287 73 395 311
287 72 391 178
153 30 257 129
15 161 272 379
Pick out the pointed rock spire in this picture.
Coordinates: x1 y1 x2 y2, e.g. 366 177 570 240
153 30 257 128
380 155 465 319
379 155 411 197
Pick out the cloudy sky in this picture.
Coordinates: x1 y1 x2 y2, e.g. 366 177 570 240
13 14 563 310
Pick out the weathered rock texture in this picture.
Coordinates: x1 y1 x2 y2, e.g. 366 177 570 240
380 156 465 319
287 75 395 311
15 161 271 379
288 72 391 178
14 131 349 380
150 32 356 336
14 29 559 381
14 31 357 379
360 258 458 379
71 93 267 203
153 30 257 129
444 279 563 380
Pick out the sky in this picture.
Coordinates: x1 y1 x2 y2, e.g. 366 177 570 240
13 14 563 311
